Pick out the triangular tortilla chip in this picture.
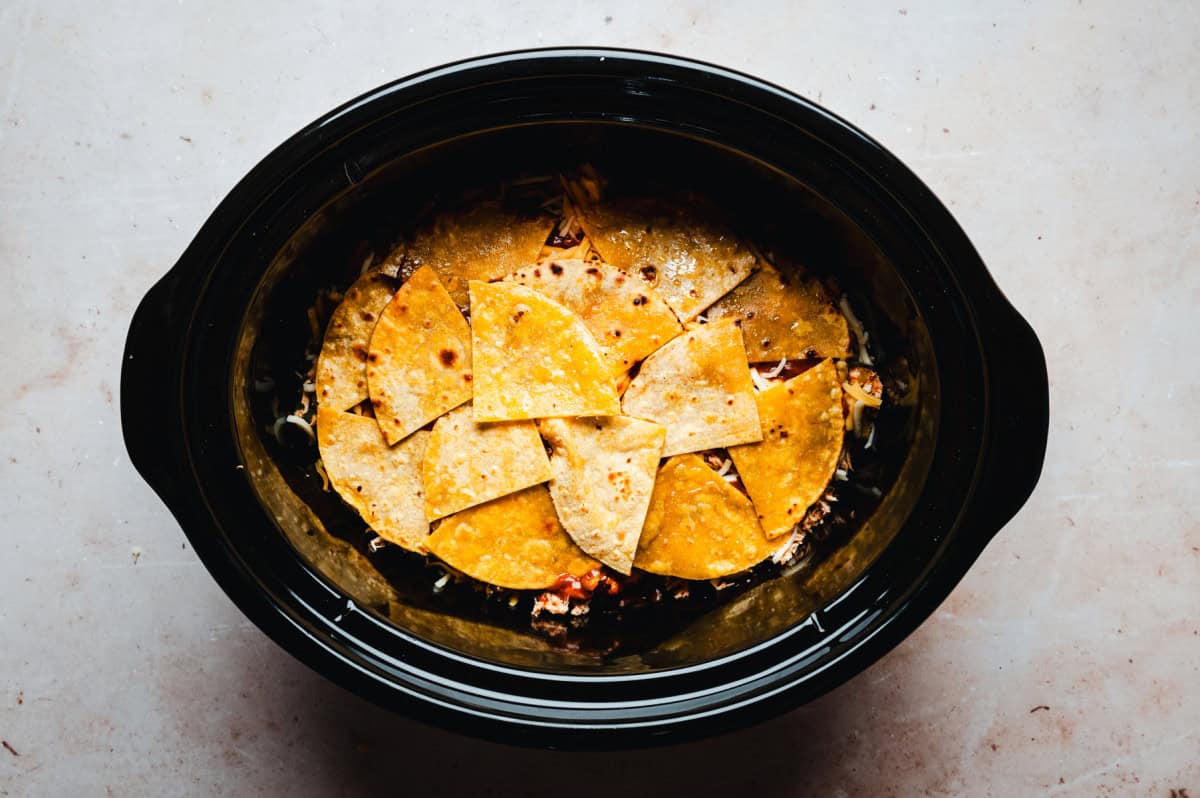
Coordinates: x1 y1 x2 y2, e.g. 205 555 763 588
315 271 394 412
728 359 845 538
316 406 430 552
621 318 762 456
401 202 556 308
422 403 552 521
426 485 598 590
706 262 850 362
469 281 620 422
366 266 473 445
633 454 776 579
507 259 683 377
577 198 756 321
538 416 666 574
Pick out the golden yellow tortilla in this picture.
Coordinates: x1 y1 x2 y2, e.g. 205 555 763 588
366 266 473 445
315 271 395 412
507 259 683 377
469 280 620 422
426 485 598 590
401 202 556 308
705 262 851 362
728 359 845 539
633 454 777 579
577 198 756 321
422 403 552 521
538 416 666 575
621 318 762 457
315 406 430 552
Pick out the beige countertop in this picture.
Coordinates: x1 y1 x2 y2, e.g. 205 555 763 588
1 1 1196 795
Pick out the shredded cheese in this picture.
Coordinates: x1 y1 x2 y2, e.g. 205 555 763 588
763 358 788 378
772 531 804 564
843 381 882 408
838 296 874 366
314 460 331 492
749 368 776 392
851 400 866 437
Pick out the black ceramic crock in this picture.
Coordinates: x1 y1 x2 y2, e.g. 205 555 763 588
121 48 1049 749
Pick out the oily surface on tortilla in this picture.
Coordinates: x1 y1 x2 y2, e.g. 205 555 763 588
315 270 395 412
729 359 846 538
316 406 430 552
706 262 851 362
398 202 555 308
633 454 777 579
507 259 682 376
469 280 619 422
538 415 666 574
422 403 552 521
577 197 756 322
425 485 597 590
621 318 762 457
366 266 473 445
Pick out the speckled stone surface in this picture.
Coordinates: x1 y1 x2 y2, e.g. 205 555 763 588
1 2 1197 795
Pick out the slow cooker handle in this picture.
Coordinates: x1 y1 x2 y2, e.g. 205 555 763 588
121 269 188 507
970 300 1050 535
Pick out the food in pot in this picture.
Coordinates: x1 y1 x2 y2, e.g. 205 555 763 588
507 259 683 378
537 415 666 575
620 318 763 457
426 484 597 591
314 270 395 412
728 359 845 539
421 402 551 521
281 169 886 638
314 405 430 551
633 453 778 579
366 265 473 444
468 280 620 421
705 259 851 361
386 201 555 308
576 197 756 322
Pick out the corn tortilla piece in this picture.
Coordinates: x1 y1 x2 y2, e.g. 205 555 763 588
422 403 552 521
507 259 683 378
706 262 851 362
633 454 776 579
621 318 762 457
366 266 473 445
728 360 845 539
538 416 666 575
577 198 756 321
315 271 394 412
469 280 620 422
315 406 430 552
426 485 598 590
402 202 556 308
